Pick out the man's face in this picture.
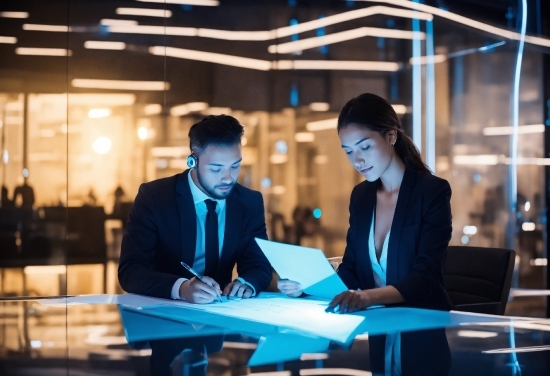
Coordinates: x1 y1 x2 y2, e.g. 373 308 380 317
193 143 242 199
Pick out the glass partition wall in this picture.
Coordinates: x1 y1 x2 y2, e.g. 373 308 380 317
1 0 549 374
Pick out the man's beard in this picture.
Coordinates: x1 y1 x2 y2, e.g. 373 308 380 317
196 169 235 200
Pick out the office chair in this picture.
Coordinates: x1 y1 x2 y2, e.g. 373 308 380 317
444 246 515 315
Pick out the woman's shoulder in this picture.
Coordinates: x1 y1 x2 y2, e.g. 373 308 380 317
413 170 451 192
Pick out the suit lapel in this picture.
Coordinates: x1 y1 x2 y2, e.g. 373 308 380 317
386 168 416 285
220 188 242 269
356 180 378 289
175 170 197 268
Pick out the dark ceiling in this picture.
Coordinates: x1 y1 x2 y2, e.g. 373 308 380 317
0 0 547 111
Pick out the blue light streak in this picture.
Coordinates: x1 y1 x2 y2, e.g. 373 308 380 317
508 0 527 252
412 1 422 152
425 19 435 172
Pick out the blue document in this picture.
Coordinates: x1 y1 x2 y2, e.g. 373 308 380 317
255 238 348 300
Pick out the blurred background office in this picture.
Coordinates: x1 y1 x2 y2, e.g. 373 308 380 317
0 0 549 316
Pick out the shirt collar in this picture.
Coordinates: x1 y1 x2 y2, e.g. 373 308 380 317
187 171 226 209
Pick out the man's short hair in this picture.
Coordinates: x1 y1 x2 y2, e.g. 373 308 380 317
188 115 244 154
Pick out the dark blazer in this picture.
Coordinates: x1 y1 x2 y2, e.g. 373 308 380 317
118 170 272 299
337 168 454 311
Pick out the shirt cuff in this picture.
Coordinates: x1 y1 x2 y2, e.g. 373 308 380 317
171 278 188 300
236 277 256 296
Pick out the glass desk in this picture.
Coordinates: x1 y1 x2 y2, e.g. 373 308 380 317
0 293 549 376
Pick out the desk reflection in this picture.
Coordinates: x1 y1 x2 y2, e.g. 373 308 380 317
369 329 451 376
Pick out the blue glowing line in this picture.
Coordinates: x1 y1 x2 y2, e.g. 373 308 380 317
507 324 521 373
412 2 422 152
425 19 435 172
509 0 527 250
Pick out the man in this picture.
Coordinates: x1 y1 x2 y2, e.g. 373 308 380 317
119 114 272 301
118 115 272 375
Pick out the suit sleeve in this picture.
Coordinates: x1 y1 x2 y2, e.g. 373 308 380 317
337 188 361 289
235 192 273 293
118 183 180 299
390 180 452 305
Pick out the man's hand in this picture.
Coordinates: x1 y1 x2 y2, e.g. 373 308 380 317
277 279 303 297
326 290 371 314
179 277 221 303
223 279 254 299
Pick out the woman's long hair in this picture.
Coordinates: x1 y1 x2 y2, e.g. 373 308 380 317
337 93 431 174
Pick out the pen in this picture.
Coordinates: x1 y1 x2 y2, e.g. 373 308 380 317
180 261 222 303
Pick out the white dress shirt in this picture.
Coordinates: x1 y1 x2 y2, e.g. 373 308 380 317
368 210 390 288
368 209 401 376
171 172 254 299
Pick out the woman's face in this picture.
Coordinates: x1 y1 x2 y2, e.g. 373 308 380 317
338 124 395 182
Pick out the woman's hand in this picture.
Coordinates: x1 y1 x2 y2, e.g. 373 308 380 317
277 279 303 297
326 290 371 313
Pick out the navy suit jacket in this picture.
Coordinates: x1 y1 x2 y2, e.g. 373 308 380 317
337 168 454 311
118 170 272 299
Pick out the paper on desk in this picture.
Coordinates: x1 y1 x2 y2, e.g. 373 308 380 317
255 238 348 300
168 293 364 343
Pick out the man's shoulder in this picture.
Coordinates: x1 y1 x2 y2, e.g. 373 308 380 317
232 184 263 205
141 174 180 194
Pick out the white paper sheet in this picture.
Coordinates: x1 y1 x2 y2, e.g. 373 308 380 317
166 293 365 343
255 238 348 299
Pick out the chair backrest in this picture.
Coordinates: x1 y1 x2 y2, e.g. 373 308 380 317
327 256 343 271
444 245 515 315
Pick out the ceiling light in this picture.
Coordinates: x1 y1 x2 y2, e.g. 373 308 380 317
530 258 547 266
24 265 67 275
392 104 408 114
271 186 286 195
84 41 126 50
482 124 544 136
100 19 138 26
274 60 400 72
0 36 17 44
16 48 71 56
362 0 550 48
197 28 274 41
67 93 135 106
295 132 315 142
88 108 111 118
409 54 447 65
453 155 500 166
170 102 209 116
309 102 329 111
144 104 162 115
0 11 29 18
269 27 424 54
108 25 195 36
116 8 172 18
522 222 536 232
306 118 337 132
23 24 70 32
71 79 168 91
273 6 432 39
457 330 498 339
137 127 149 140
137 0 219 5
314 155 329 164
153 48 400 72
151 46 272 71
270 155 288 164
93 137 112 154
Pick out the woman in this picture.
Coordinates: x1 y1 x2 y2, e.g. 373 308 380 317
278 93 453 313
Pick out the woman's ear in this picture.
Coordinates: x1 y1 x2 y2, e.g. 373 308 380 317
387 130 397 146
